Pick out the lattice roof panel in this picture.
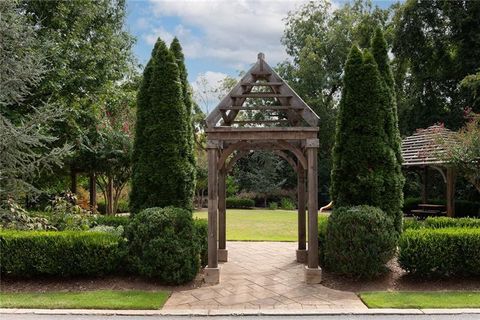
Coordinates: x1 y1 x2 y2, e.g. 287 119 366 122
205 53 319 128
401 125 457 166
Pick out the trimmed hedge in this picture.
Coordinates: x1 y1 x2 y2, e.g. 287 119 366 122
194 219 208 267
125 207 200 284
226 197 254 209
0 231 123 277
324 206 398 279
94 215 130 228
399 228 480 277
404 217 480 230
403 197 480 217
97 200 130 214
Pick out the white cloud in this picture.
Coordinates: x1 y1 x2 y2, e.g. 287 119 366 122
191 71 234 113
146 0 311 68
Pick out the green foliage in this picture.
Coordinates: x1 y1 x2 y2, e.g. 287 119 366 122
125 207 200 284
324 206 398 279
226 197 255 209
268 202 278 210
0 230 124 277
280 198 296 210
130 38 195 213
0 199 54 231
331 44 404 231
399 228 480 277
317 215 329 267
280 0 390 194
404 217 480 230
94 215 130 228
97 200 130 214
44 193 93 231
392 0 480 133
194 219 208 267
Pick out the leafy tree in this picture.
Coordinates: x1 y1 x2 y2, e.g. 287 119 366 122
130 38 195 213
280 0 391 195
393 0 480 134
331 45 402 231
0 0 71 202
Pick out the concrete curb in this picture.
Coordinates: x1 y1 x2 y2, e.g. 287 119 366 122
1 308 480 316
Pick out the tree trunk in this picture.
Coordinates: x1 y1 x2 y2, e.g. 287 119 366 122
107 177 114 215
264 196 267 208
89 172 97 213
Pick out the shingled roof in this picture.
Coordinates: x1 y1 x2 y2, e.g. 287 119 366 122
401 125 457 166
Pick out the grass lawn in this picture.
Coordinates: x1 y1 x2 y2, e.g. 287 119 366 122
0 290 170 310
194 209 328 241
360 291 480 309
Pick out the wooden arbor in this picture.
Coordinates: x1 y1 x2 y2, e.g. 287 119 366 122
204 53 322 284
401 125 458 217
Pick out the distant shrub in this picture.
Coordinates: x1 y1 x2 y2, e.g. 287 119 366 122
0 231 123 277
403 197 480 217
280 198 295 210
95 215 130 228
318 215 329 267
97 199 130 214
399 228 480 277
125 207 200 284
194 219 208 267
324 206 398 279
268 202 278 210
226 197 254 209
403 217 480 230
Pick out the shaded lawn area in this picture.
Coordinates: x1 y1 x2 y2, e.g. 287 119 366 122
0 290 170 310
360 291 480 309
194 209 328 241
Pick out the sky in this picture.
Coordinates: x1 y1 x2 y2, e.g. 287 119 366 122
125 0 397 111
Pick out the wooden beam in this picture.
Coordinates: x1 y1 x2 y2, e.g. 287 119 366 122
297 163 306 251
231 93 292 99
207 147 219 268
307 147 319 269
421 167 428 204
220 105 303 111
241 82 283 86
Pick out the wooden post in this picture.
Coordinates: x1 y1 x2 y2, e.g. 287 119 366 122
107 177 113 215
305 139 321 283
89 172 97 213
446 167 457 217
421 167 428 203
296 161 307 263
205 142 220 283
218 169 228 262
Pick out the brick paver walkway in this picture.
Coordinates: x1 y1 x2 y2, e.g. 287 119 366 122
163 242 367 311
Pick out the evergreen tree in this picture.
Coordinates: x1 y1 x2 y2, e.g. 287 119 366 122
170 38 196 189
371 27 404 230
331 45 402 231
130 38 195 213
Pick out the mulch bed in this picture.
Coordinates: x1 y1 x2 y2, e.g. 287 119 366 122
0 273 204 293
321 258 480 292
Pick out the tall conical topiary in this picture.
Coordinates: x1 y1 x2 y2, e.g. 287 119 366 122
331 44 402 231
130 38 195 213
371 28 405 231
170 37 196 184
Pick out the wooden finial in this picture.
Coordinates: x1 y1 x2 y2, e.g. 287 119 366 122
257 52 265 60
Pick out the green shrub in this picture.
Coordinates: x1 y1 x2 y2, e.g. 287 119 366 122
194 219 208 267
403 217 480 230
399 228 480 277
324 206 398 279
268 202 278 210
403 197 480 217
125 207 200 284
226 197 254 209
95 215 130 228
0 231 123 277
280 198 295 210
97 200 130 214
318 215 329 267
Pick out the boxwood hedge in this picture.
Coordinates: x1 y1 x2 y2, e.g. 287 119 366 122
0 231 124 277
399 228 480 277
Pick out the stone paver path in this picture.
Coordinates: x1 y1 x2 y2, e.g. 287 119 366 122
163 242 367 311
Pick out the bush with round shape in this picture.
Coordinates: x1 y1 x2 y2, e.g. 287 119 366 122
125 207 200 284
324 206 398 279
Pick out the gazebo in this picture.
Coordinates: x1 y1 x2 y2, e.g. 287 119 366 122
401 125 457 217
204 53 322 284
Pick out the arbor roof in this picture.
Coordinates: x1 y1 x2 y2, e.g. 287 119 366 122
401 125 457 167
